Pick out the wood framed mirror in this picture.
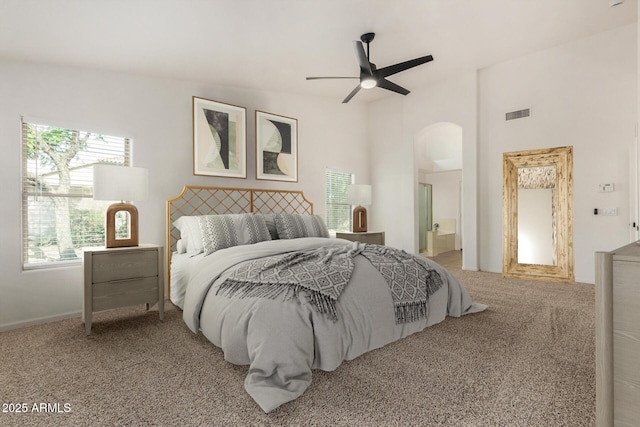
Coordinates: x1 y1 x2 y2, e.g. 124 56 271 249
503 146 574 282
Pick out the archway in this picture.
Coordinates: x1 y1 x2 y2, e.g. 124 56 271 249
414 122 463 259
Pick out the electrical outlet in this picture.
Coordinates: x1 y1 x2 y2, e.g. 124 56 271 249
600 208 618 216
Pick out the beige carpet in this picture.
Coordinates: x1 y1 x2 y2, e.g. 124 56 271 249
0 251 595 426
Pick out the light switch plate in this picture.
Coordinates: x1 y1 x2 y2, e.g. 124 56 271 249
599 183 614 192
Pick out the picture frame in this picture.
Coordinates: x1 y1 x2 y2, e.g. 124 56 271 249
193 96 247 178
255 110 298 182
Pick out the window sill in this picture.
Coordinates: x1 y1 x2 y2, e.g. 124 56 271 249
23 258 82 271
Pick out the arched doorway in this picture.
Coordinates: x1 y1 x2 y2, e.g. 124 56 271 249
414 122 463 259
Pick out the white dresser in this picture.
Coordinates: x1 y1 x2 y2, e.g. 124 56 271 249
595 242 640 426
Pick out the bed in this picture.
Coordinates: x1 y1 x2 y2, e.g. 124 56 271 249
166 186 486 413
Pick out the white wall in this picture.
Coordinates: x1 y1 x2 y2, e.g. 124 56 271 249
415 122 463 172
0 60 369 329
478 23 637 283
635 4 640 243
368 96 408 248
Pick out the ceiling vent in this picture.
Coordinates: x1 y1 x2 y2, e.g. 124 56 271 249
506 108 530 121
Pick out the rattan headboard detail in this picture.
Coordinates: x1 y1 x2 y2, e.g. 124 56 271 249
165 185 314 294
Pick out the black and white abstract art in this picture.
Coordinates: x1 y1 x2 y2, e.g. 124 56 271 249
193 96 246 178
255 110 297 182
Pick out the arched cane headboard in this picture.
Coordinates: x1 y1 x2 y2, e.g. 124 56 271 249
165 186 314 294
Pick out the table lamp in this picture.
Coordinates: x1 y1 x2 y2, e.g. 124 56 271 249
347 184 372 232
93 164 149 248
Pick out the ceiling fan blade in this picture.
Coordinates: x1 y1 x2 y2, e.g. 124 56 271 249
353 41 373 76
342 84 362 103
306 76 359 80
377 78 410 96
377 55 433 78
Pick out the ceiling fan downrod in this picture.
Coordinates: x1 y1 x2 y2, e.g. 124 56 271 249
360 32 375 60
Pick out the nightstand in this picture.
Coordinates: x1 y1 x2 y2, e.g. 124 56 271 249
83 244 164 335
336 231 385 245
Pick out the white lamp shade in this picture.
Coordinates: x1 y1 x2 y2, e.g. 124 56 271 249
347 184 372 206
93 164 149 202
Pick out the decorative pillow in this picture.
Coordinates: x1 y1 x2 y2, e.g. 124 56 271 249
258 213 279 240
274 213 330 239
176 239 186 254
197 213 271 255
173 216 205 255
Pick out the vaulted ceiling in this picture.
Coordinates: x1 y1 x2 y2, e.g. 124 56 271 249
0 0 636 103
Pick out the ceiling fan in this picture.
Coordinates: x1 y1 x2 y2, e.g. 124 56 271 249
306 33 434 103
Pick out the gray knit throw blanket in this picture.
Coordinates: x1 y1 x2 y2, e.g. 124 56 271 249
216 244 443 324
359 245 444 324
217 246 355 321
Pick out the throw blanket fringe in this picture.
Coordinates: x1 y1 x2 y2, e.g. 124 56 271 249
395 301 428 324
360 245 444 324
217 280 340 321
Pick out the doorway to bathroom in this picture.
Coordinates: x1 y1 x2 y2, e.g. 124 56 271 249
415 122 463 257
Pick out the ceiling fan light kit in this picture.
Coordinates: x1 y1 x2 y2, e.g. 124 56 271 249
306 32 434 103
360 77 377 89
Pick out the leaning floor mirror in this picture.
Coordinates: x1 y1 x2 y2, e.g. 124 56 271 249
502 146 574 282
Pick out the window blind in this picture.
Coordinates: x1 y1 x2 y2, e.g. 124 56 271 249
325 168 353 232
21 119 131 268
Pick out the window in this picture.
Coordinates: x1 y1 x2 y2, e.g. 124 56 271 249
325 168 353 233
21 119 131 268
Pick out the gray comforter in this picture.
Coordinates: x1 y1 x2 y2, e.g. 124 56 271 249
182 237 486 413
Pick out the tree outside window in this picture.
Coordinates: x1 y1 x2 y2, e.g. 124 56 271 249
22 120 130 268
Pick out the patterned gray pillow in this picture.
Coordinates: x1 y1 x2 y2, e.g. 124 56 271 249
274 213 330 239
197 214 271 255
257 213 279 240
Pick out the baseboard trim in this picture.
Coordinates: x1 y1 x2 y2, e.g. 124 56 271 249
0 311 81 332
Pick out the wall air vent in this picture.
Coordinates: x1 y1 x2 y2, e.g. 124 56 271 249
506 108 530 121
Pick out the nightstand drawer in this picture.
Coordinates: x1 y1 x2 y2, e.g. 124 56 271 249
92 250 158 283
93 277 159 312
83 244 164 335
336 231 385 245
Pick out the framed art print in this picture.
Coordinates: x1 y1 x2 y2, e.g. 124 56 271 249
255 110 298 182
193 96 247 178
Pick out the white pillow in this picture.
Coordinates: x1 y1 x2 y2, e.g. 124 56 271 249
173 216 205 255
274 213 330 239
176 239 186 254
198 213 272 255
